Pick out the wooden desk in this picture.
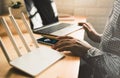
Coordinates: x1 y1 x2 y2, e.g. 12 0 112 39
0 16 85 78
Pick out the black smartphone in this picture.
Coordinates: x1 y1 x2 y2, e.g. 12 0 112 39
37 37 58 45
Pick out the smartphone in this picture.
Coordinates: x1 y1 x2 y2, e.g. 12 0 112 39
37 37 58 45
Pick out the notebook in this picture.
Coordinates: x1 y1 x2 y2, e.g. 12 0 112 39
24 0 82 36
0 16 64 76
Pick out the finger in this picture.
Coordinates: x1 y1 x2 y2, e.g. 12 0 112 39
52 39 74 49
83 23 90 28
83 22 91 28
54 38 72 47
57 44 75 52
57 36 73 40
82 24 91 32
78 22 86 26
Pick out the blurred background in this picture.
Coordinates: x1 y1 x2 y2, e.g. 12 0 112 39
0 0 114 47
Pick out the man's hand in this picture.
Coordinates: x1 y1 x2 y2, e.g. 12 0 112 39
52 36 93 57
79 23 101 43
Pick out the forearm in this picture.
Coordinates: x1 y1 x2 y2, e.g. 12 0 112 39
88 33 102 43
82 47 120 77
94 33 102 43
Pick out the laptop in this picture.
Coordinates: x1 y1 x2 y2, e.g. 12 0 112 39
24 0 82 36
0 16 64 76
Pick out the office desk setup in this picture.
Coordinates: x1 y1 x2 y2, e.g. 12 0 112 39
0 15 85 78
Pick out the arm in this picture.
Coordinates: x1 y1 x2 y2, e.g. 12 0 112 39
83 47 120 78
79 23 102 43
52 36 120 78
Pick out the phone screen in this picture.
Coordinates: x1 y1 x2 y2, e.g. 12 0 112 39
37 37 58 45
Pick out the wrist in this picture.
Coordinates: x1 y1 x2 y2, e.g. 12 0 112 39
81 46 93 57
85 47 104 58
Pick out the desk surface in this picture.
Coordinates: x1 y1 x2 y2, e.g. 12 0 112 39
0 16 85 78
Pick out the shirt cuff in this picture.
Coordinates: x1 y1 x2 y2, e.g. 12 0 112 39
86 47 104 58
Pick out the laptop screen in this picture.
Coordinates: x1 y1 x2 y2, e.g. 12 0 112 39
24 0 59 29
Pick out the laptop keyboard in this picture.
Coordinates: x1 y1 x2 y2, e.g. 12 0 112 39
37 23 71 34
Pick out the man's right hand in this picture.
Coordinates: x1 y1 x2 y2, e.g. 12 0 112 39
79 23 101 43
